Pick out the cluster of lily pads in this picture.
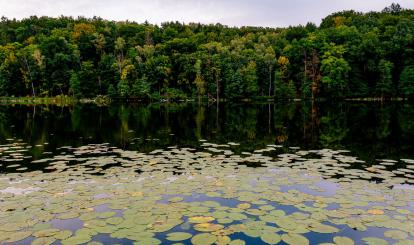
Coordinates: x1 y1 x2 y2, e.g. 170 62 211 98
0 140 413 244
3 139 413 186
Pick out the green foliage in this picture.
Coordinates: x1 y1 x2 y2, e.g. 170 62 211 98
399 66 414 97
194 59 205 99
117 80 130 97
225 69 244 99
375 60 394 98
107 84 117 98
241 61 258 96
287 81 297 99
131 75 151 98
321 44 351 97
0 5 413 100
275 74 296 100
163 88 187 100
78 61 98 97
69 73 81 98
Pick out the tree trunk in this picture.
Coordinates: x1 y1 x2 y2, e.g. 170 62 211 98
268 65 272 97
24 57 36 98
215 69 220 103
304 50 307 98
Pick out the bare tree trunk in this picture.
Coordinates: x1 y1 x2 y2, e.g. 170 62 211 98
215 70 220 103
268 65 272 97
24 57 36 98
304 50 307 98
31 82 36 98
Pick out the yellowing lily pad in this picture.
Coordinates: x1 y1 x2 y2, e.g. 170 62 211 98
194 223 224 232
188 216 215 223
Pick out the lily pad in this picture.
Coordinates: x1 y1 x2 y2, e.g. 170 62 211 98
281 233 309 245
188 216 215 223
362 237 388 245
333 236 354 245
191 233 217 245
383 230 408 240
166 232 192 241
194 223 224 232
260 232 281 244
229 240 246 245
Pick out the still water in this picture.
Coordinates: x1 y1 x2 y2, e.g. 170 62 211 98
0 102 413 245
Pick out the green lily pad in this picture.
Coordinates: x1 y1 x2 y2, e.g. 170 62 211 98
54 230 73 240
383 230 408 240
191 233 217 245
31 237 57 245
260 232 281 244
362 237 388 245
166 232 192 241
309 223 340 233
282 233 309 245
6 231 32 242
229 239 246 245
134 237 161 244
333 236 354 245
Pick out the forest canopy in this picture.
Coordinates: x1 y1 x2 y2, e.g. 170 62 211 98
0 3 413 100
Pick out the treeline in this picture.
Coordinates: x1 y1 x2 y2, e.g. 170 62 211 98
0 3 414 100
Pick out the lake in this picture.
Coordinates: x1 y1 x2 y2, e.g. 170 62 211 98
0 102 413 245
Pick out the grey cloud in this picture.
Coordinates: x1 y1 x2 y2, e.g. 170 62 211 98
0 0 413 27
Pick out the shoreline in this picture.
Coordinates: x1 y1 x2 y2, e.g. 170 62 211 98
0 96 411 106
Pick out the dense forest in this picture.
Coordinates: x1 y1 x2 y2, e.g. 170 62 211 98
0 3 414 100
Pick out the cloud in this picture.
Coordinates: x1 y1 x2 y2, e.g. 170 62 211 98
1 0 413 27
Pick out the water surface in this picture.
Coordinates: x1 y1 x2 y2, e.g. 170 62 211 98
0 102 413 245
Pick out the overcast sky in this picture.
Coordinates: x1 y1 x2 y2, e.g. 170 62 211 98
1 0 414 27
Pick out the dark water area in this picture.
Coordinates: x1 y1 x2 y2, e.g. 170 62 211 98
1 101 414 171
1 102 414 245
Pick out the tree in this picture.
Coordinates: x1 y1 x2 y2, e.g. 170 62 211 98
300 35 322 100
78 61 98 98
277 56 290 82
0 44 23 96
17 44 43 97
107 84 117 98
131 75 151 98
321 43 351 97
383 3 402 14
39 29 78 96
194 59 205 101
264 46 276 97
117 80 130 97
241 61 258 97
225 69 243 99
115 37 126 78
69 73 81 97
0 10 413 100
375 59 394 99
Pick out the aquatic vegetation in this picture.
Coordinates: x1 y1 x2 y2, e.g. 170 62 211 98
0 141 414 244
